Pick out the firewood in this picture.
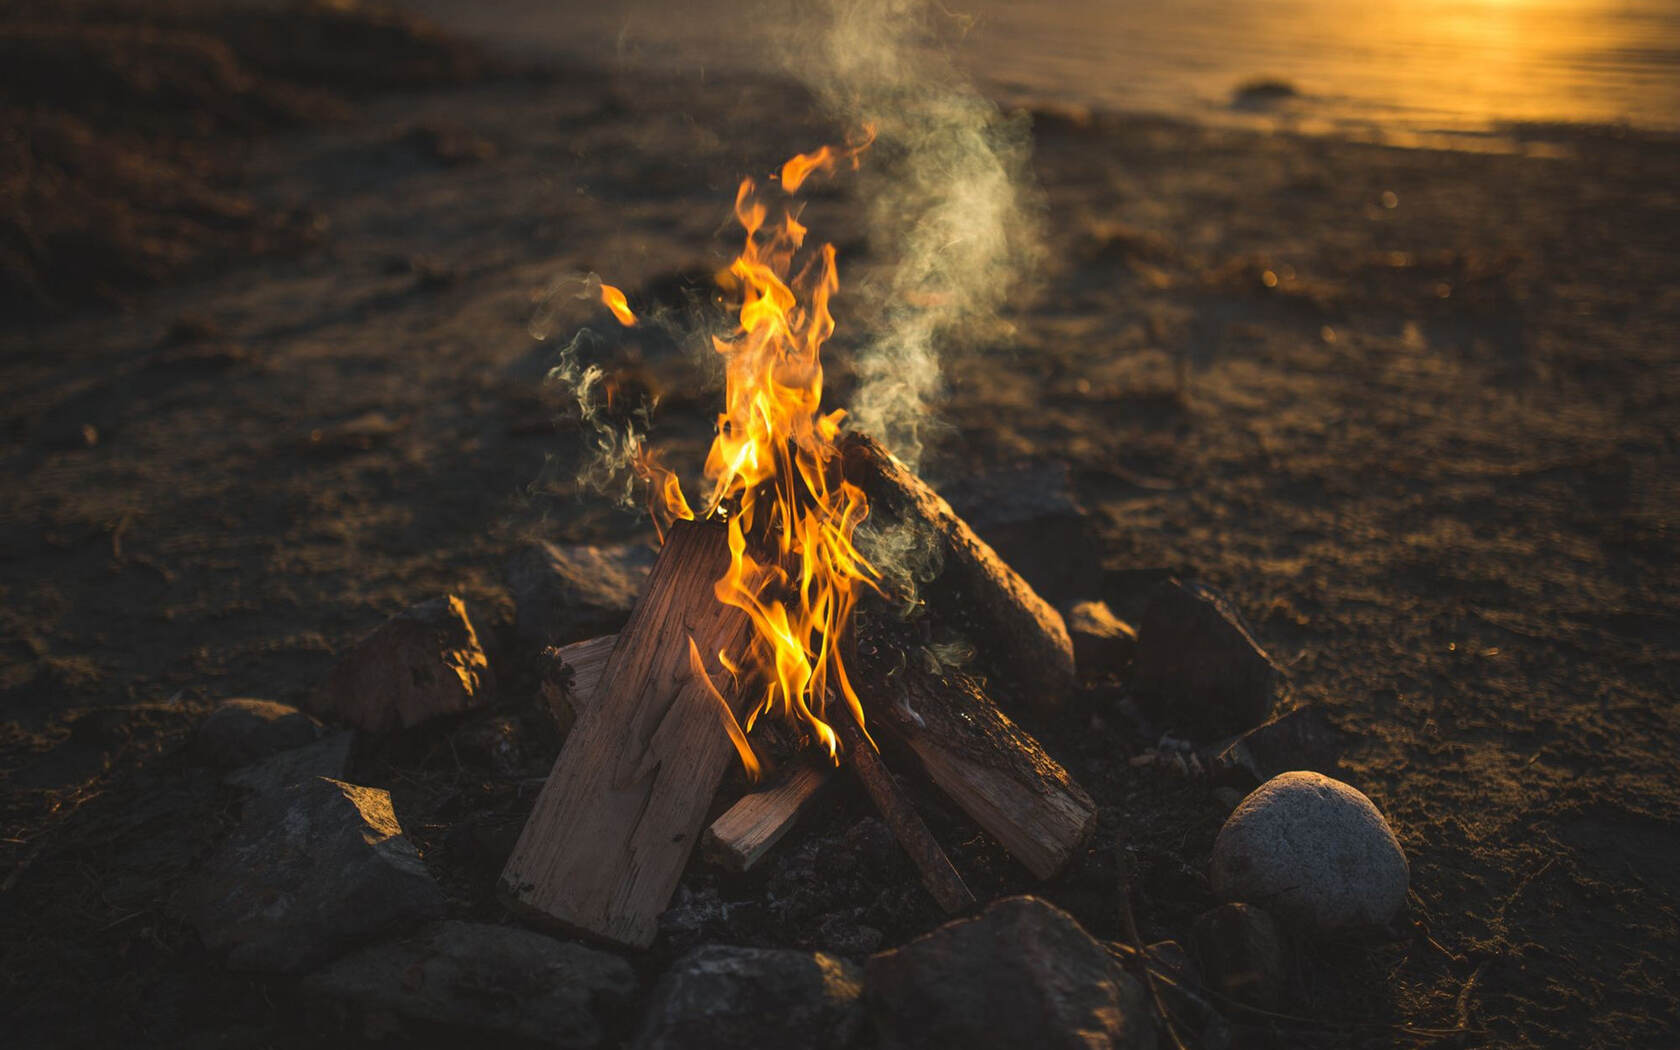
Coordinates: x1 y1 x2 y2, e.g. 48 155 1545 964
854 650 1097 880
838 717 975 915
701 759 834 872
536 634 616 733
500 521 755 949
838 431 1076 706
539 630 827 871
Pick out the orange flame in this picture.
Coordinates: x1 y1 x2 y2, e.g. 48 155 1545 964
688 636 761 781
779 125 877 193
631 136 879 765
599 283 637 326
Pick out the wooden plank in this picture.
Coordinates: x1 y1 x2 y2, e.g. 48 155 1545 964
856 652 1097 880
838 718 975 914
500 521 754 948
700 759 834 872
537 633 617 732
541 630 829 872
839 431 1076 706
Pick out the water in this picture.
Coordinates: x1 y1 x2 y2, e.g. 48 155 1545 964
393 0 1680 142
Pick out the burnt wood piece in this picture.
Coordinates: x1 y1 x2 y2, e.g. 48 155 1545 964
701 759 834 872
838 431 1076 706
537 634 617 733
500 522 755 948
839 717 975 915
856 654 1097 880
1131 578 1278 738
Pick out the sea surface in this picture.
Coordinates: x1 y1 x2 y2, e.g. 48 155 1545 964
391 0 1680 145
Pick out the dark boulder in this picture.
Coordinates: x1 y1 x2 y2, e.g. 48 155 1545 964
865 895 1153 1050
632 945 864 1050
185 777 444 973
306 920 635 1047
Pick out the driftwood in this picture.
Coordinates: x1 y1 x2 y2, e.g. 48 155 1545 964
701 759 833 872
854 649 1097 880
500 521 754 948
838 717 975 914
839 432 1076 706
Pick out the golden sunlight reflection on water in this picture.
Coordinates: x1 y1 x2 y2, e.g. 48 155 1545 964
389 0 1680 137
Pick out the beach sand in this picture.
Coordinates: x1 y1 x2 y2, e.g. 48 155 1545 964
2 6 1678 1048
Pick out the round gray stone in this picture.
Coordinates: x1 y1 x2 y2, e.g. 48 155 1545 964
1210 770 1408 934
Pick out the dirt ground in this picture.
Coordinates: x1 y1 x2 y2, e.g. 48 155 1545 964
2 11 1677 1048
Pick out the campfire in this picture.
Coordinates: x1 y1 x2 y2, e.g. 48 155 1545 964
500 137 1092 947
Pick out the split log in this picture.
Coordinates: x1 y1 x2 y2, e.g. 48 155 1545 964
838 718 975 914
701 759 833 872
537 634 616 733
854 651 1097 880
500 521 754 949
839 432 1076 706
540 631 831 872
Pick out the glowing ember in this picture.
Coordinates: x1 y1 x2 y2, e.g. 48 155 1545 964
604 132 879 772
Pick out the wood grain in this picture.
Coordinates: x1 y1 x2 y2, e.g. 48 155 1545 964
857 656 1097 880
500 521 754 948
538 633 616 731
701 759 833 872
839 431 1076 706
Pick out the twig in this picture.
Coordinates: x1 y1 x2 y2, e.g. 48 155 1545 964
1455 959 1491 1032
1116 876 1190 1050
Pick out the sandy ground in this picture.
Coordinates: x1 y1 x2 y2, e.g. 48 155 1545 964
3 35 1678 1050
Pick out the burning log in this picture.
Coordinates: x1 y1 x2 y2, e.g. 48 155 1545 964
500 521 755 949
701 759 833 872
838 431 1077 706
854 653 1097 880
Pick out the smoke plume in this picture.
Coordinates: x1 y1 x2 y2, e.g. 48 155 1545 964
791 0 1043 470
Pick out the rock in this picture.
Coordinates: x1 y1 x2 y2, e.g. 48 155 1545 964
941 459 1101 607
508 540 655 647
308 595 494 732
1190 903 1287 1009
194 698 320 766
1131 579 1278 737
455 714 523 778
224 730 355 795
632 945 864 1050
865 895 1153 1050
1213 705 1346 787
1211 770 1409 934
305 920 635 1047
186 777 445 972
818 913 883 956
1065 599 1138 677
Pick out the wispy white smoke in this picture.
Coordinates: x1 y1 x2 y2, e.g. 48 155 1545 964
533 272 658 509
792 0 1043 469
